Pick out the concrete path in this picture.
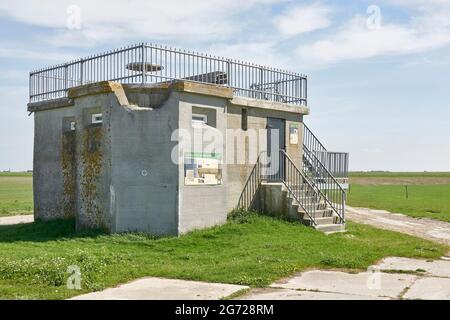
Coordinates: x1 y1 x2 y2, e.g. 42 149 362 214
0 214 34 226
72 257 450 300
346 206 450 245
241 256 450 300
71 277 248 300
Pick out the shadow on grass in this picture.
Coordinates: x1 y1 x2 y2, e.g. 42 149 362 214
0 218 106 243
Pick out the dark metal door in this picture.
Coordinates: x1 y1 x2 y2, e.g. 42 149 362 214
266 118 286 181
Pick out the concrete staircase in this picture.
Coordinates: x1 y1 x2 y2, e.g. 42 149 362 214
260 182 346 235
238 150 346 235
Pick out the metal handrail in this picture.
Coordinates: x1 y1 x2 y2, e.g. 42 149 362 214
303 145 346 223
238 151 320 226
275 150 319 226
303 123 327 154
237 155 262 211
303 123 349 180
29 43 308 106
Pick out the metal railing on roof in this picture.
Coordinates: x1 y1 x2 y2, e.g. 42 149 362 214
29 43 308 105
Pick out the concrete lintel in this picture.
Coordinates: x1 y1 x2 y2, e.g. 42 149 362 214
68 81 130 106
122 83 172 94
230 96 309 115
171 80 233 99
27 97 74 113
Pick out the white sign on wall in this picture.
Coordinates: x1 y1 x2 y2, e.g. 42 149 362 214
289 124 299 145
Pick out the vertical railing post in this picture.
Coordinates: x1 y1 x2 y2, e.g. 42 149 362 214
141 43 146 85
304 76 308 106
260 67 264 100
29 72 32 102
226 59 232 89
342 192 346 223
80 59 84 86
64 64 69 96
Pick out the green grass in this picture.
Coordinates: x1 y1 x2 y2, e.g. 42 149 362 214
0 172 32 178
0 213 446 299
350 172 450 178
0 173 33 217
348 184 450 222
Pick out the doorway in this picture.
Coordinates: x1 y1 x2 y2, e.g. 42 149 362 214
266 117 286 181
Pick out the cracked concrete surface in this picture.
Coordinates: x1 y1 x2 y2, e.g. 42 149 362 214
71 277 249 300
239 288 388 300
241 208 450 300
403 278 450 300
270 270 417 299
241 257 450 300
346 206 450 245
378 257 450 278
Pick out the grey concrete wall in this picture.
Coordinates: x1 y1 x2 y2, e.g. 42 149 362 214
258 183 299 221
177 92 228 234
72 94 113 231
225 104 304 212
33 105 76 220
30 80 308 236
109 93 180 235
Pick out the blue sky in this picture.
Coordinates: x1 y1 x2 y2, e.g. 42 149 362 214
0 0 449 171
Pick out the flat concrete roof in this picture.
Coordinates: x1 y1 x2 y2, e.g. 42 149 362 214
28 80 310 116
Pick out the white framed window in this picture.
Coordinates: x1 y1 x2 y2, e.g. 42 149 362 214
192 113 207 126
91 113 103 124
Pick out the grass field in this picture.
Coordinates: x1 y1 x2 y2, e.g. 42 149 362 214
0 213 446 300
348 172 450 222
350 172 450 178
348 184 450 222
0 172 33 217
349 171 450 185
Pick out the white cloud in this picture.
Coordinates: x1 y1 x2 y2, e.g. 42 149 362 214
0 0 281 46
274 3 332 37
207 42 287 68
0 46 77 62
296 3 450 65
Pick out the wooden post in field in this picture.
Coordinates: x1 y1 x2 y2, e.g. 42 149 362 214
405 185 409 199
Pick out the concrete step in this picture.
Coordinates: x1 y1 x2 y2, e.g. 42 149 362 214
314 223 346 235
301 216 335 226
294 204 329 213
287 197 326 208
299 208 334 217
266 182 346 234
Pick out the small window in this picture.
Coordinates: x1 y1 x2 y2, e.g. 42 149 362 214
91 113 103 124
192 113 207 126
70 121 76 131
242 108 248 131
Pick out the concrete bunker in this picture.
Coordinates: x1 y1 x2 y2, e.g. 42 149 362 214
28 43 348 235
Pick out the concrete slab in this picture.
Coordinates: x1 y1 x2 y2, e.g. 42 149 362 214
377 257 450 278
71 277 248 300
0 215 34 226
404 277 450 300
271 271 417 298
239 288 388 300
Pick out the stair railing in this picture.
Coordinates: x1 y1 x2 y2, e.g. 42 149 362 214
237 151 320 226
303 145 346 223
304 123 327 155
237 155 262 211
303 123 349 181
270 150 319 226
